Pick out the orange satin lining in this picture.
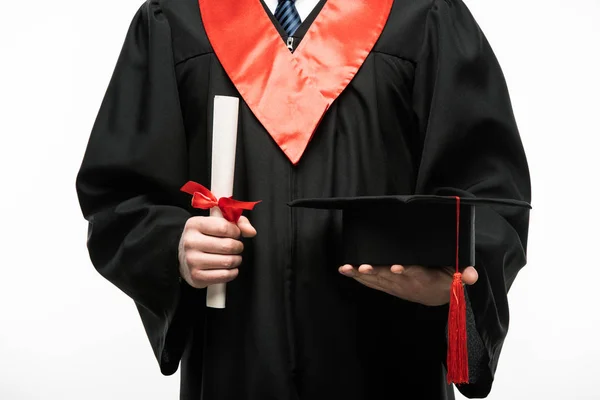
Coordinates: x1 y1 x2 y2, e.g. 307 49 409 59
199 0 393 165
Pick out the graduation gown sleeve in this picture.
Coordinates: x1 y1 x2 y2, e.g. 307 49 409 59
75 1 202 375
412 0 531 396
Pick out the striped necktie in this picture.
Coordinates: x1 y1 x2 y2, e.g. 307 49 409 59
275 0 302 37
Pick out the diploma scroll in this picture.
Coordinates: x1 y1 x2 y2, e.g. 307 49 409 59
207 95 240 309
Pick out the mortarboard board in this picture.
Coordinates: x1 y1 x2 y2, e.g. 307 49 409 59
288 195 531 268
288 194 531 385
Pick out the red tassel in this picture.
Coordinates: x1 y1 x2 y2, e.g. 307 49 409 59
446 195 469 384
447 272 469 384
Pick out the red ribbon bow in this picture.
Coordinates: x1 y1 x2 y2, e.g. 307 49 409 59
180 181 261 223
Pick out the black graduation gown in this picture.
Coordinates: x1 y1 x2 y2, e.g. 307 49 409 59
75 0 531 399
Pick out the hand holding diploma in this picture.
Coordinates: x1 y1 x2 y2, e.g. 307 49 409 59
179 96 260 308
178 215 256 289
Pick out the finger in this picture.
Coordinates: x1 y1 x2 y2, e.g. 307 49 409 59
390 265 406 275
395 264 421 274
237 216 257 238
183 234 244 255
184 216 205 230
186 251 243 270
191 268 239 286
197 217 241 239
461 266 479 285
357 264 376 275
339 264 356 276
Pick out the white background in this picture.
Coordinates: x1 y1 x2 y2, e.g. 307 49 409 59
0 0 598 399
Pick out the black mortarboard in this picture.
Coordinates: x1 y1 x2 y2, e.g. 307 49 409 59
289 194 531 385
288 194 531 269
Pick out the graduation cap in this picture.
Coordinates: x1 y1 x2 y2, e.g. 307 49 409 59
288 194 531 385
289 195 530 268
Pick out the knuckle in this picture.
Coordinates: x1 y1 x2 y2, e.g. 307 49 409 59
186 216 202 229
182 237 194 251
195 234 209 251
220 240 233 254
186 251 209 269
229 269 240 281
206 269 236 284
222 256 235 269
188 276 207 289
222 255 242 269
235 240 244 253
216 269 231 281
184 253 196 268
218 221 231 237
223 239 243 254
221 269 239 283
199 217 218 234
190 268 204 283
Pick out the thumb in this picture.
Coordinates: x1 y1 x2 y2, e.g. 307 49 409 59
237 216 257 238
461 266 479 285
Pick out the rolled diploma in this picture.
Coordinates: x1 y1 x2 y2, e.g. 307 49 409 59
207 95 240 309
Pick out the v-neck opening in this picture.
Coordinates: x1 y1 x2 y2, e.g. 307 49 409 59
200 0 393 164
259 0 328 52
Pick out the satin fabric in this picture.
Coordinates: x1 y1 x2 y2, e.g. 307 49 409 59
76 0 531 399
199 0 393 164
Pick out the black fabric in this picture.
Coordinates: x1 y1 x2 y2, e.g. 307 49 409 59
75 0 531 399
